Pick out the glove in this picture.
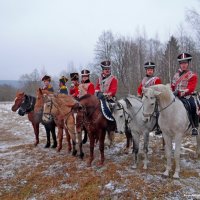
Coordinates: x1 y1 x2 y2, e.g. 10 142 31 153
173 90 179 97
96 91 104 99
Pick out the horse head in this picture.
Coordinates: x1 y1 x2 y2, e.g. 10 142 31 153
112 99 129 134
142 87 161 121
11 91 25 112
42 94 56 122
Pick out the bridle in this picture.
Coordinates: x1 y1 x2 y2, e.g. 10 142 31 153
142 97 175 118
42 98 56 121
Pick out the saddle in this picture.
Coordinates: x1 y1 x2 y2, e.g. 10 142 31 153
100 99 115 121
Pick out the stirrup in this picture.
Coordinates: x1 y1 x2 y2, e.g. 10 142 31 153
192 128 199 136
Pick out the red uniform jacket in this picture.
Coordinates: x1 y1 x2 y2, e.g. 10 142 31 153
95 75 118 97
69 85 79 97
137 76 161 96
78 82 95 97
171 69 198 96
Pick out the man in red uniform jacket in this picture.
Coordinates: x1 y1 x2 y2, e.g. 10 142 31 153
69 73 79 98
171 52 199 136
95 60 118 100
137 62 161 97
78 69 95 98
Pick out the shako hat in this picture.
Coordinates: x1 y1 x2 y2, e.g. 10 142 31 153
144 62 155 69
70 73 79 81
177 53 192 62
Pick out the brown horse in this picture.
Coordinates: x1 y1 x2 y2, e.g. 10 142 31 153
34 88 74 152
41 92 86 157
73 94 116 167
11 91 57 147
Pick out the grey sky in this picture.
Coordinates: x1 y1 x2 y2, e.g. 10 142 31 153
0 0 199 80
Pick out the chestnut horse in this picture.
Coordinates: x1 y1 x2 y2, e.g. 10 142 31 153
41 92 87 158
11 91 57 147
34 88 73 152
73 94 116 167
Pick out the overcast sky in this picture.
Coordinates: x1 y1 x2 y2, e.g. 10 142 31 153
0 0 199 80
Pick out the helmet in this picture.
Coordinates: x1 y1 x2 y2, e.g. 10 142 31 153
144 62 155 69
101 60 111 69
70 73 79 81
177 53 192 62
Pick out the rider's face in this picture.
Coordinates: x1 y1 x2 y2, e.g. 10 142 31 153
146 68 154 76
179 61 189 71
102 68 111 76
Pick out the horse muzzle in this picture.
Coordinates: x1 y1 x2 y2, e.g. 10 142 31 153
18 109 25 116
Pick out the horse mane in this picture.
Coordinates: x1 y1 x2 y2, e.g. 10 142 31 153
78 94 91 101
151 84 173 102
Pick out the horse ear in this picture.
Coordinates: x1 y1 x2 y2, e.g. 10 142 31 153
39 88 43 95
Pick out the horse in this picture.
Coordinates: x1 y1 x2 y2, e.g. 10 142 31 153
112 95 157 169
41 92 85 157
34 88 74 152
73 94 116 167
11 91 57 148
142 84 200 178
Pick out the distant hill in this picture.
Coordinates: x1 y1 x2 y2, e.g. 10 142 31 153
0 80 22 88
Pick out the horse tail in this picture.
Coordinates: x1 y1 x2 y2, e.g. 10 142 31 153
82 128 88 144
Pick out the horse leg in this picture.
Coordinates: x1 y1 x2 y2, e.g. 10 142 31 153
44 125 51 148
98 130 106 166
131 133 139 169
124 129 132 154
162 134 172 177
173 136 182 179
107 131 115 148
51 124 57 148
57 127 63 152
196 134 200 157
65 129 72 152
78 131 84 159
87 135 95 167
32 122 39 146
72 140 77 156
143 132 149 169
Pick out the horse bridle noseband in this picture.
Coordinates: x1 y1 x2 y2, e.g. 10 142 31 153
142 97 176 118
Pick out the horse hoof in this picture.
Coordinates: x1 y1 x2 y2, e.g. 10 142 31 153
97 162 104 167
143 166 147 170
173 173 180 179
79 153 84 159
72 150 77 156
57 147 61 152
51 143 57 148
87 163 91 167
44 143 50 148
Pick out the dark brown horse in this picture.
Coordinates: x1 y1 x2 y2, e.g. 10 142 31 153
73 94 116 167
34 88 73 152
11 91 57 148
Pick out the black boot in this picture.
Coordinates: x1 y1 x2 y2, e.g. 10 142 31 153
44 142 50 148
191 113 199 136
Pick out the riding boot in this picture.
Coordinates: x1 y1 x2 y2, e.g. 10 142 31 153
192 113 199 136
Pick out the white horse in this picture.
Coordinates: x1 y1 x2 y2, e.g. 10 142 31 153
112 95 157 169
142 84 200 178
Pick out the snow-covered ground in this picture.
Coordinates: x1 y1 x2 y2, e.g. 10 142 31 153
0 102 200 200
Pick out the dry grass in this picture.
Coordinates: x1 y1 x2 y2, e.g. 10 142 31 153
0 129 200 200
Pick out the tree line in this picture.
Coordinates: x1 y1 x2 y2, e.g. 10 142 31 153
1 5 200 101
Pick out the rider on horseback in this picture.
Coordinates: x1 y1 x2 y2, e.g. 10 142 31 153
172 53 199 136
137 62 162 98
59 76 68 95
137 62 162 135
95 60 118 101
42 75 54 92
69 73 79 99
78 69 95 98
